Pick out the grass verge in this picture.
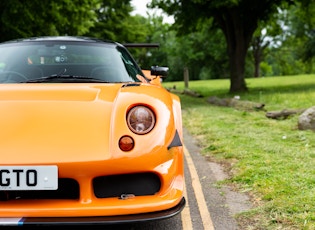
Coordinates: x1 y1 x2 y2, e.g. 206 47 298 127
164 75 315 229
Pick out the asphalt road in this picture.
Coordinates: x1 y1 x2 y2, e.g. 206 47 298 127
4 129 251 230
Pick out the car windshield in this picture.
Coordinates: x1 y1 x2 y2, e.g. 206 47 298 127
0 40 145 83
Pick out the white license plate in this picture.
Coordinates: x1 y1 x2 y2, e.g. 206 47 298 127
0 166 58 190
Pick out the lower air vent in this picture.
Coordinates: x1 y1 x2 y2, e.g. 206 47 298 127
93 173 161 198
0 178 79 201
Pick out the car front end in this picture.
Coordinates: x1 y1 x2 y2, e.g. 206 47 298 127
0 37 185 226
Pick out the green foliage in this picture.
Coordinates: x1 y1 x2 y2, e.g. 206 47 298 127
0 0 99 42
260 61 273 76
162 21 229 81
85 0 141 42
298 2 315 62
151 0 312 93
116 14 173 73
260 1 315 75
49 0 98 35
0 0 314 86
132 15 171 69
304 38 315 63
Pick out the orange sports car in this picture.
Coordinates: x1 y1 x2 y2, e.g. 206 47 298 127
0 36 185 226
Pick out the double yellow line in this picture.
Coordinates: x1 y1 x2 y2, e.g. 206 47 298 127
181 146 215 230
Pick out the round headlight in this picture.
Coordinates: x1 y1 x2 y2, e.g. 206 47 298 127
127 106 155 134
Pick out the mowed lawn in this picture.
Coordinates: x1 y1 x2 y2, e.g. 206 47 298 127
163 75 315 229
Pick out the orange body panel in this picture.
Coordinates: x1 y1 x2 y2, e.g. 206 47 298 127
0 82 184 218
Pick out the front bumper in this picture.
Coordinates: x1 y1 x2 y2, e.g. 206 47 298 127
0 197 185 226
0 146 184 220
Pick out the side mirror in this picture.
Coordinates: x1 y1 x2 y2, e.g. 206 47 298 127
151 66 169 78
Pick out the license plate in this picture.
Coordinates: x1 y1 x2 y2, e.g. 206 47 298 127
0 166 58 190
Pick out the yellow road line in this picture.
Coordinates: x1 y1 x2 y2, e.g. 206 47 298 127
181 181 193 229
184 146 215 230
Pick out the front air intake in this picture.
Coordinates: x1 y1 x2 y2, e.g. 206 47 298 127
93 173 161 198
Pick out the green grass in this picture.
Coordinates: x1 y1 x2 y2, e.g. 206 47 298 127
163 75 315 229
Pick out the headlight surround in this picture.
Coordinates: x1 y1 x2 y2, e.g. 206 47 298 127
127 106 155 134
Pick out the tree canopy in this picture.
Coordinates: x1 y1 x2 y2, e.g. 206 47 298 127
150 0 313 92
0 0 314 93
0 0 99 42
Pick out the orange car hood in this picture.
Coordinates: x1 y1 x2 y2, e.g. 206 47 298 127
0 83 125 164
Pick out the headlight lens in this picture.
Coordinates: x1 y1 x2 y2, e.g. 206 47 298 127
127 106 155 134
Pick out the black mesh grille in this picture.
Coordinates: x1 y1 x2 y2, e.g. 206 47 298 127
93 173 161 198
0 178 79 201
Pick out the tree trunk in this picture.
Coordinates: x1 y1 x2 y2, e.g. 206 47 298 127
215 8 258 93
183 67 189 89
252 37 262 78
225 19 250 93
252 36 261 78
254 54 261 78
252 35 269 78
229 45 248 93
266 109 305 119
